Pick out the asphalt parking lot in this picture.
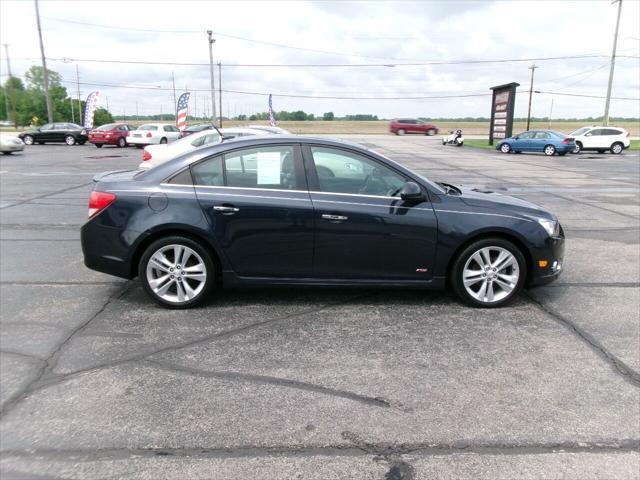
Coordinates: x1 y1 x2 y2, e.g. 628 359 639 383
0 137 638 479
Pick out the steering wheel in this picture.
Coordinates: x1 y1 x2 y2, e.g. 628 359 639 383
359 168 388 195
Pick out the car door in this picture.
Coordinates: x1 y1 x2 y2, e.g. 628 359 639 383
303 144 438 280
37 123 55 141
582 128 602 149
518 131 536 151
532 131 550 151
192 143 315 277
51 123 68 142
164 125 180 141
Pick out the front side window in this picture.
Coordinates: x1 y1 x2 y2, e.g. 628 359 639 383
191 156 224 187
40 123 54 130
518 132 534 139
224 145 298 190
53 123 66 130
310 146 406 197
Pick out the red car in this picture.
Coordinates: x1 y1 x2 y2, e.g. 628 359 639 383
88 123 135 148
389 118 438 136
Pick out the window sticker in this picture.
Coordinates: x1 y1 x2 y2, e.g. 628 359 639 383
257 151 281 184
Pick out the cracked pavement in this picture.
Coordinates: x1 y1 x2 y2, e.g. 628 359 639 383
1 138 639 479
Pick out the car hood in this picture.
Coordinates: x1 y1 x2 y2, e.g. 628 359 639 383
450 184 555 220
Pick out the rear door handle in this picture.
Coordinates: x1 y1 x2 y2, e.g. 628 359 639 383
321 214 348 222
213 205 239 214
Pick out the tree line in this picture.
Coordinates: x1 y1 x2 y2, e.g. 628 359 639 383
0 66 113 127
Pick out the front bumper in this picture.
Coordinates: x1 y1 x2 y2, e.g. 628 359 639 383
528 230 565 287
0 143 25 152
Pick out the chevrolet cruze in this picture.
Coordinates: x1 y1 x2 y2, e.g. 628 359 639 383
81 136 565 308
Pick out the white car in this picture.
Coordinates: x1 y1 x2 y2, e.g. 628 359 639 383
138 127 270 170
246 125 290 134
570 126 631 154
127 123 181 148
0 133 25 155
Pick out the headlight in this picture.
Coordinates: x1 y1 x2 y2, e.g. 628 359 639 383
538 218 559 237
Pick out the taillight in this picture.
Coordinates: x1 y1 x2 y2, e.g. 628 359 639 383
88 191 116 218
146 132 152 138
142 149 152 161
627 132 631 138
562 137 573 144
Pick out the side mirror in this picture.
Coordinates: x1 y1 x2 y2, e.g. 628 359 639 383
585 133 592 136
400 181 424 201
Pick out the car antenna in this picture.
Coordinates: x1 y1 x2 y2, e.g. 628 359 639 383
212 124 232 142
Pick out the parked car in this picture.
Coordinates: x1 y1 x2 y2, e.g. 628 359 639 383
569 126 631 154
390 118 438 136
496 130 575 156
88 123 135 148
82 135 564 309
179 124 216 138
139 127 270 170
127 123 181 148
246 125 290 134
0 133 25 154
18 123 88 146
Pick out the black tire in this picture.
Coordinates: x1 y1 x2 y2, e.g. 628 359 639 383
499 143 511 154
139 235 215 309
610 142 623 155
78 141 86 145
457 142 463 147
95 144 103 148
118 137 127 148
64 135 76 146
558 152 566 156
543 144 556 156
38 142 45 145
135 144 144 149
573 142 582 154
22 135 34 145
598 150 606 154
2 151 13 155
159 137 168 144
450 237 527 308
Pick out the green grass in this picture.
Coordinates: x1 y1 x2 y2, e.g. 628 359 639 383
630 140 639 151
463 139 495 150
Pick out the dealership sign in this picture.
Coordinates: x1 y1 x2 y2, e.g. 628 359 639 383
489 82 519 145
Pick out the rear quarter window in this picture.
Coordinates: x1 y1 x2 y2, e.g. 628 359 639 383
167 169 193 185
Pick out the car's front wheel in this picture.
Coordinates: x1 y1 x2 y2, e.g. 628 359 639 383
140 236 215 309
451 238 526 308
65 135 76 146
500 143 511 153
611 142 623 154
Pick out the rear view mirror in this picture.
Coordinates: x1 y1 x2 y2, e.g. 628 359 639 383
514 136 519 140
400 181 423 201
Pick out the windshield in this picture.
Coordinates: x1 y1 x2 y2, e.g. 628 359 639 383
137 125 158 131
186 125 210 132
367 147 446 194
97 124 116 131
570 127 590 136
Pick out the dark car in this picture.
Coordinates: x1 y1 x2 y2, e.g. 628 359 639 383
496 130 575 156
390 118 438 136
179 124 215 138
81 136 564 309
19 122 88 146
88 123 135 148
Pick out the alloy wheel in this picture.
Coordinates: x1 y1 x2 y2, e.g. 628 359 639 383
145 244 207 304
65 135 76 146
500 143 511 153
544 145 555 156
23 135 34 145
611 143 623 154
462 246 520 304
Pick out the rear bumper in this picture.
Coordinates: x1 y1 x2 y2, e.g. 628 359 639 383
89 137 120 145
81 219 137 279
127 136 155 145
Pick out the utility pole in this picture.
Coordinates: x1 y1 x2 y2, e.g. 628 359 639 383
604 0 622 126
3 44 17 128
171 72 177 125
34 0 53 123
218 62 222 127
70 97 74 123
207 31 217 125
548 98 554 129
76 65 82 125
525 63 538 131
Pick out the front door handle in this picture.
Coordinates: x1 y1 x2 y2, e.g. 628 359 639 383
213 205 239 215
321 214 348 222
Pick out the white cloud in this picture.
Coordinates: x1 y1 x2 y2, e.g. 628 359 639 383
0 0 638 119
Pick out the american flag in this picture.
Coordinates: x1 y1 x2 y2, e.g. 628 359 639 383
176 92 190 131
268 94 276 126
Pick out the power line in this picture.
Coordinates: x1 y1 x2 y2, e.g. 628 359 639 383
535 90 639 100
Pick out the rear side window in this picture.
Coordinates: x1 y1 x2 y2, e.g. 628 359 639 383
191 156 224 187
534 132 550 139
224 145 298 190
602 129 622 135
168 169 193 185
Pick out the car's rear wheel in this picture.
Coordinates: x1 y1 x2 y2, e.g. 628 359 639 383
573 142 582 154
2 151 13 155
118 137 127 148
451 238 526 308
65 135 76 146
558 152 566 156
139 236 215 309
500 143 511 153
160 137 168 144
544 145 556 156
426 129 436 136
22 135 34 145
135 145 144 149
397 129 405 136
611 142 623 154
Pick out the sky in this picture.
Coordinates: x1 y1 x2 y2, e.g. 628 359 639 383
0 0 638 120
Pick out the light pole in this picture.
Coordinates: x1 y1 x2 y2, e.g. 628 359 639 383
2 44 17 128
603 0 623 126
34 0 53 123
207 30 217 125
526 63 538 131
